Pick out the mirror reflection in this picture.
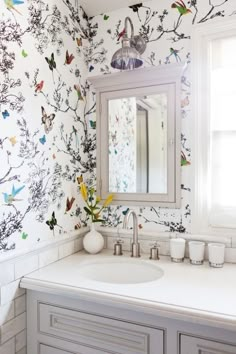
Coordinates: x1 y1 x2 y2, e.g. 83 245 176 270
108 93 167 194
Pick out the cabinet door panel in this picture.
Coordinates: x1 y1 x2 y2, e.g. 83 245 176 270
180 334 236 354
39 303 164 354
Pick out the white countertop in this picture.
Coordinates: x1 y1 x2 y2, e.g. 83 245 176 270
20 250 236 331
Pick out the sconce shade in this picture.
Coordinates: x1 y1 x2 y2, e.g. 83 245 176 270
111 46 143 70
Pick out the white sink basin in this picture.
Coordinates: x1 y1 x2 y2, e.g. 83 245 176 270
78 258 164 284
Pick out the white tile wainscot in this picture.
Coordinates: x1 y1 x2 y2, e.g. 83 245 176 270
0 228 87 354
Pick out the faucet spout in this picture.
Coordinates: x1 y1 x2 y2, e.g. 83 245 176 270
123 210 140 257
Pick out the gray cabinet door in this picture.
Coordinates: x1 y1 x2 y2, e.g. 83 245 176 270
180 334 236 354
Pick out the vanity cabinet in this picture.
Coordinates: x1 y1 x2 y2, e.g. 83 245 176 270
180 334 236 354
26 289 236 354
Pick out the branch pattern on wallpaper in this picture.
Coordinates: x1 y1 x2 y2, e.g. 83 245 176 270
0 0 96 251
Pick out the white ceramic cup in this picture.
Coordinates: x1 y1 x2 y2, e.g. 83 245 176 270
189 241 205 265
170 238 186 262
208 243 225 268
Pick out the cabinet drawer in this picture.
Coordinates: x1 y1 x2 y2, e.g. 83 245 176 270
180 334 236 354
39 303 164 354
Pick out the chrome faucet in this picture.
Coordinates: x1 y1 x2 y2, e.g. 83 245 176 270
123 210 140 257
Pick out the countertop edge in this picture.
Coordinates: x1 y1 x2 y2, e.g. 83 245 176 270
20 277 236 332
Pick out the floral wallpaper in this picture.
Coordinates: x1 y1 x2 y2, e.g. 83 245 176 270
0 0 97 254
1 0 236 255
87 0 236 233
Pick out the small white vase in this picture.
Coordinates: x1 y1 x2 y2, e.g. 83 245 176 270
83 224 104 254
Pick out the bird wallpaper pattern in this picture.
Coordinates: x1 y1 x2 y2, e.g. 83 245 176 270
0 0 236 255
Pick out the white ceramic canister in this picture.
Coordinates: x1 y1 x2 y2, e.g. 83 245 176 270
189 241 205 265
170 238 186 262
208 243 225 268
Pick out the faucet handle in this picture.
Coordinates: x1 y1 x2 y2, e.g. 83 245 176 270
113 239 123 256
149 242 160 260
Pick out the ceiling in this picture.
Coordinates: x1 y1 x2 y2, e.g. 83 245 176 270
79 0 144 17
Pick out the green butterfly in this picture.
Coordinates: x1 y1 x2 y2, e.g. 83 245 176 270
21 232 28 240
46 211 57 231
22 49 28 58
103 14 109 20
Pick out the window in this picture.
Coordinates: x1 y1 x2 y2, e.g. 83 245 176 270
192 18 236 235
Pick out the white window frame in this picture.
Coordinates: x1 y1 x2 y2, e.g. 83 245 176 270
192 17 236 237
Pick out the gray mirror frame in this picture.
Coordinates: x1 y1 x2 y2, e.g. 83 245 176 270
89 63 183 208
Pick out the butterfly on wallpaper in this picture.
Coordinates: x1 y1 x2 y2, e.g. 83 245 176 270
52 153 56 159
129 3 143 12
65 50 75 65
41 106 55 134
89 65 94 72
39 135 46 145
45 53 57 82
46 211 59 232
122 208 130 216
74 85 83 101
103 14 109 20
76 37 82 47
45 53 56 72
21 232 28 240
118 28 126 41
9 136 17 146
89 120 96 129
65 197 75 213
181 151 191 166
35 80 44 93
2 110 10 119
4 0 24 15
77 175 83 184
21 49 28 58
138 224 143 229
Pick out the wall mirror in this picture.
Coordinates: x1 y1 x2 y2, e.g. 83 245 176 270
90 63 183 207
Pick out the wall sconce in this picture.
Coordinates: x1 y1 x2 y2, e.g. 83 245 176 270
111 17 146 70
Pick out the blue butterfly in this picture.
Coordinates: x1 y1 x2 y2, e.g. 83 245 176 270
89 65 94 72
39 135 46 145
2 110 10 119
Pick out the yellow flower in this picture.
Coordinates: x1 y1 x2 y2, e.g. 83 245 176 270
80 183 87 201
103 194 113 207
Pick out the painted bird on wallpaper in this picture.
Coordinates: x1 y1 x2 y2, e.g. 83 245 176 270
118 28 126 41
4 0 24 15
41 106 55 134
74 85 83 101
171 0 192 15
3 185 25 205
35 80 44 93
65 50 75 65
